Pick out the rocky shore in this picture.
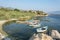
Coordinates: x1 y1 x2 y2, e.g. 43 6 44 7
29 33 53 40
29 30 60 40
0 29 60 40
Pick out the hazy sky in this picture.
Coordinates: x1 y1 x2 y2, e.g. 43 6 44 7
0 0 60 12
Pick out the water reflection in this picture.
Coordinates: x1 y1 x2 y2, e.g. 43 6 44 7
3 21 34 40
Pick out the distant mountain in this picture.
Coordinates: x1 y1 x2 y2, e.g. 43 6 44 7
48 11 60 16
48 11 60 14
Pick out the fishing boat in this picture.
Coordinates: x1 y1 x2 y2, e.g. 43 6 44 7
29 20 41 28
36 26 48 33
29 21 41 28
29 23 41 28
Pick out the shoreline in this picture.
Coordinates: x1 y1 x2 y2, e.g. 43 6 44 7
0 19 60 40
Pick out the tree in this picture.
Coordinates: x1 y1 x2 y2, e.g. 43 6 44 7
14 9 20 11
28 10 32 13
36 11 44 15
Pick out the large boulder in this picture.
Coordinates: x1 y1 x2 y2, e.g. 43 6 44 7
51 30 60 39
29 34 40 40
29 33 53 40
42 34 53 40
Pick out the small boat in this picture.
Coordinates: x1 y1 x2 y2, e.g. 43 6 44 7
29 20 41 28
29 23 41 28
36 26 48 33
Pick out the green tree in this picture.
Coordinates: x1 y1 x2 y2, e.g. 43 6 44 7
14 9 20 11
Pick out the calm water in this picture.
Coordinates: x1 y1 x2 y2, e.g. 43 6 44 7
3 14 60 40
41 15 60 32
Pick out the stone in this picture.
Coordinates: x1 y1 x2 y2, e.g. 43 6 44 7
51 30 60 39
29 33 53 40
0 33 5 40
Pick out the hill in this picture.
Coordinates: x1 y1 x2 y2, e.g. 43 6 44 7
0 7 47 20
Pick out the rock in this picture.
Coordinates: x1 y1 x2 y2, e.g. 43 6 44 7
51 30 60 39
0 33 5 40
29 34 40 40
42 33 53 40
29 33 53 40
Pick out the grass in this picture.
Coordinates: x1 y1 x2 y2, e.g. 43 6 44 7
0 9 36 20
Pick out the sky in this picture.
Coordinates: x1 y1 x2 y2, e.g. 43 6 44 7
0 0 60 12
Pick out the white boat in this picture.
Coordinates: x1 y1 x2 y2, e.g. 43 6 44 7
29 23 41 28
36 26 48 33
29 20 41 28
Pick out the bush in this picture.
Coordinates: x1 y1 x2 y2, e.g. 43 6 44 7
14 9 20 11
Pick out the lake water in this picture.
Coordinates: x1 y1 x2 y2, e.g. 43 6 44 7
3 14 60 40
